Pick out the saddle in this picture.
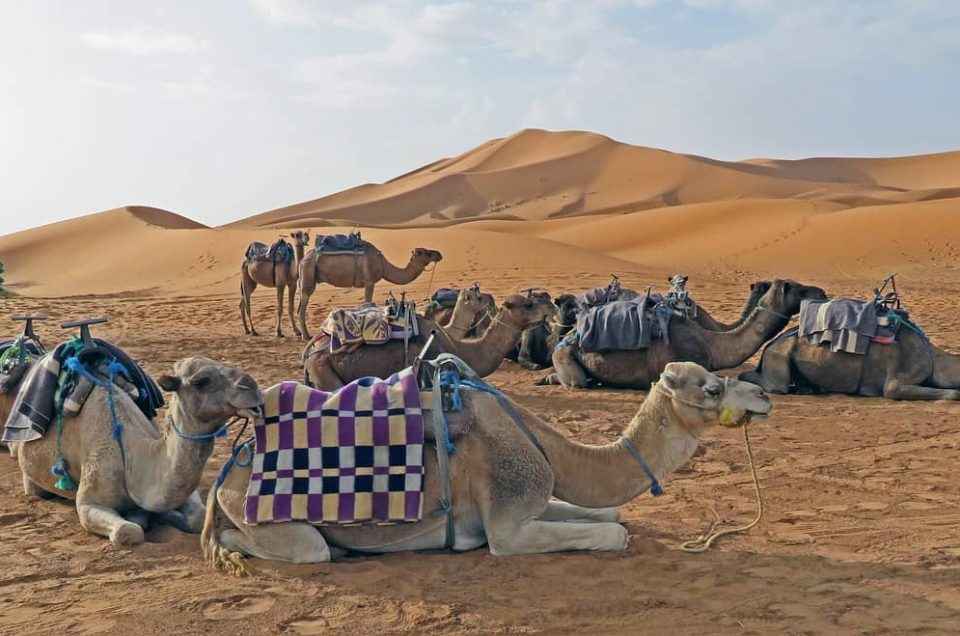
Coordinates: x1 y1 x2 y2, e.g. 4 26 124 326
245 238 294 263
575 291 672 353
0 339 44 394
663 274 698 319
430 288 461 309
312 303 418 355
314 231 368 255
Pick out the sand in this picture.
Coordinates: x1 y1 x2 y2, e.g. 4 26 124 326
1 129 959 634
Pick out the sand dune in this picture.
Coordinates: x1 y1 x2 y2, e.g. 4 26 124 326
2 129 959 297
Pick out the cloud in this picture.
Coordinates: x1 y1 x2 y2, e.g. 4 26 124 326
80 28 209 56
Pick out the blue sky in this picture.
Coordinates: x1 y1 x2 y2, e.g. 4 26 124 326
1 0 958 235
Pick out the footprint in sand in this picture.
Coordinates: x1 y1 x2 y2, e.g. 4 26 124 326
202 595 275 621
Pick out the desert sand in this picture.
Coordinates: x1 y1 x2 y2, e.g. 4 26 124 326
1 129 959 634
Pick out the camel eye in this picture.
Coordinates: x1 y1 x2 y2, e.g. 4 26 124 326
702 384 721 398
190 375 212 390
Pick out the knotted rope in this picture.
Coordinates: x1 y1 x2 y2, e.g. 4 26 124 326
678 424 763 553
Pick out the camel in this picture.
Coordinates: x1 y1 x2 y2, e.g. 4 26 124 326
16 357 261 546
424 285 496 338
739 322 960 400
546 279 826 389
514 282 771 372
303 294 556 389
240 230 310 338
297 244 444 340
201 361 772 570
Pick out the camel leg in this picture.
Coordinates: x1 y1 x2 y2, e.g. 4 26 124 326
551 347 591 389
298 289 314 340
22 473 57 499
536 501 621 523
288 283 301 338
304 356 345 390
740 337 793 394
364 282 375 304
241 272 259 337
882 379 960 401
535 372 562 386
486 519 628 555
156 490 205 533
275 287 285 338
123 508 151 531
77 501 145 546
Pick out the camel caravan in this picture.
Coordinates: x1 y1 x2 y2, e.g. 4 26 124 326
3 233 960 573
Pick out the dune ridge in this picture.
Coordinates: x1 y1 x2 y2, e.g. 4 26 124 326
2 129 959 297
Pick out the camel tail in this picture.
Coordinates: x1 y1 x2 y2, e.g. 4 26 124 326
201 476 251 577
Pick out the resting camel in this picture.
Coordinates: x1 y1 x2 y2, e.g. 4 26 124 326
424 285 496 338
546 279 826 389
740 323 960 400
240 230 310 338
201 361 771 570
298 245 443 339
16 357 261 546
303 294 556 389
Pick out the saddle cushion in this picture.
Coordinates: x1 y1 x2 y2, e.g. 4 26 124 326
245 239 294 263
244 370 425 526
430 288 460 308
312 305 415 354
315 232 368 255
576 298 672 352
799 299 879 355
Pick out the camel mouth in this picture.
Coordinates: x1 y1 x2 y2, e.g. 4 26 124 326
746 411 769 425
235 405 262 420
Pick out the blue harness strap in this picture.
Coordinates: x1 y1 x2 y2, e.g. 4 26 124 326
620 436 663 496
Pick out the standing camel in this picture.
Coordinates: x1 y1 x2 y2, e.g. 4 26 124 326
297 244 443 339
240 230 310 338
201 361 771 569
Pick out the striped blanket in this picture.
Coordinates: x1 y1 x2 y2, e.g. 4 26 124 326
311 305 414 355
244 368 425 526
798 299 905 354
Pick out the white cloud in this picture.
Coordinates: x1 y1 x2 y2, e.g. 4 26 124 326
80 28 209 56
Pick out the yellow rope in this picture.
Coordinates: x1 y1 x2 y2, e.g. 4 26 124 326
679 424 763 553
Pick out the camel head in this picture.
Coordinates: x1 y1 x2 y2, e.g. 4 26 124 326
498 293 557 330
410 248 443 268
157 357 263 426
289 230 311 248
553 293 581 329
459 284 495 316
655 362 772 431
758 279 827 317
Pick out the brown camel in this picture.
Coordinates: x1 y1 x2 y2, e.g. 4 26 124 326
201 361 772 570
739 321 960 400
687 280 772 331
303 294 556 389
298 244 443 339
16 357 261 545
545 279 826 389
240 231 310 338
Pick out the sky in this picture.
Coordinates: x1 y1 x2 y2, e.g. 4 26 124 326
1 0 959 235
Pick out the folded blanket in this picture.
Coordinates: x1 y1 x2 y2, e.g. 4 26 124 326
799 299 878 355
244 369 424 526
577 298 672 352
2 338 163 444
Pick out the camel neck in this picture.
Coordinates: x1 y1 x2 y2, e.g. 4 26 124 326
382 255 426 285
538 390 701 507
701 305 789 370
445 299 480 339
440 309 524 376
124 395 219 512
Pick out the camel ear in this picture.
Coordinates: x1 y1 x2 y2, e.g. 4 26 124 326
658 367 680 392
504 300 515 310
158 375 181 392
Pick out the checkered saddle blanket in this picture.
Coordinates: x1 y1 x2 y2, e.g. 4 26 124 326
244 368 425 526
311 305 415 354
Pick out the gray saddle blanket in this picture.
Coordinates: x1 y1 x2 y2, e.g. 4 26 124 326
3 339 164 444
581 285 618 307
430 288 460 308
315 232 368 255
799 299 882 354
577 298 672 352
245 239 294 263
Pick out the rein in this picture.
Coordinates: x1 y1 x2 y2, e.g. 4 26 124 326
649 376 765 553
167 412 232 441
756 305 790 321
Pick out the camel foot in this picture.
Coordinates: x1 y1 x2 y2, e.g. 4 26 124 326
110 522 145 546
250 330 260 337
275 332 285 338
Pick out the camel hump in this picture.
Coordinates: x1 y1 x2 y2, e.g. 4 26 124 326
245 239 293 263
314 232 368 255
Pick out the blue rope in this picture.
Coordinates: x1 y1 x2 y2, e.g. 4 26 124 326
64 356 127 465
168 416 229 440
216 437 255 487
435 371 460 455
554 329 579 351
621 436 663 496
